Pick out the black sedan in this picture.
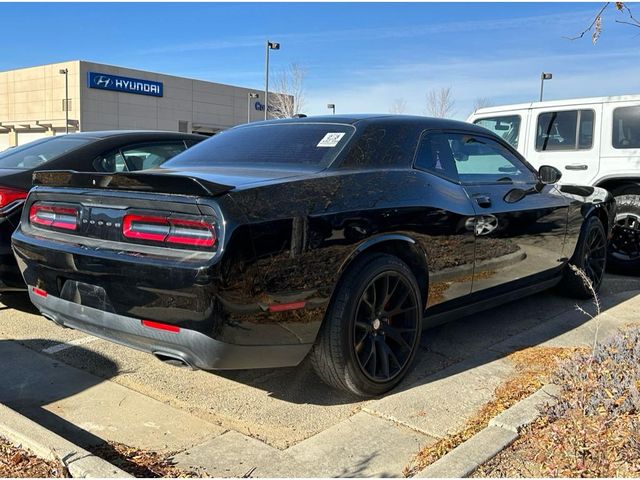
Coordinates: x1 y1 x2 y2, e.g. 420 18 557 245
0 131 205 290
12 116 614 397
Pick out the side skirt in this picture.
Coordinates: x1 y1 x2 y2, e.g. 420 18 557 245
423 276 562 329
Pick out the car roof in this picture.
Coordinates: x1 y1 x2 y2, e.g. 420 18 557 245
238 114 487 133
58 130 206 140
471 93 640 117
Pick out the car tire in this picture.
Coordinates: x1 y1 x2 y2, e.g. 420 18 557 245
310 253 423 398
608 194 640 275
562 216 607 299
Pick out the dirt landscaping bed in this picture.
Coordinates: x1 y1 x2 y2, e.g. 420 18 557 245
473 326 640 477
0 436 68 478
403 345 584 476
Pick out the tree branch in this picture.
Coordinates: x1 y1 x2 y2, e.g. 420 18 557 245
564 2 610 40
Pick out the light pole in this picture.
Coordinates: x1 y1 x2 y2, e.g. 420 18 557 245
327 103 335 115
247 92 259 123
539 72 552 102
59 68 69 134
264 40 280 120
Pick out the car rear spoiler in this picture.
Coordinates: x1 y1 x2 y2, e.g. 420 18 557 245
32 170 234 197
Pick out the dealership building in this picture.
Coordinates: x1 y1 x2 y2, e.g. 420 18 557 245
0 60 270 150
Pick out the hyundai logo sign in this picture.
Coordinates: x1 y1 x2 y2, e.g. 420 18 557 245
254 101 275 112
88 72 163 97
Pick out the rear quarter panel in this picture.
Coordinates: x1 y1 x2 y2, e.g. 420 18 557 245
221 169 478 346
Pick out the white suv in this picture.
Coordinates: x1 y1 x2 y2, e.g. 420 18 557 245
468 95 640 273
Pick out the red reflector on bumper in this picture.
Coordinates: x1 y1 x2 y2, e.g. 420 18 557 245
33 287 47 298
267 301 306 313
141 320 180 333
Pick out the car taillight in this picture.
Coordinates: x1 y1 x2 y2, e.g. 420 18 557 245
0 187 28 209
122 214 217 248
29 204 79 231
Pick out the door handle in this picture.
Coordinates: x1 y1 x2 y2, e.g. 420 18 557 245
474 194 492 208
565 164 588 170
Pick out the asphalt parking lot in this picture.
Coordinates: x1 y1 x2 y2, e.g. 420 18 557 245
1 273 640 476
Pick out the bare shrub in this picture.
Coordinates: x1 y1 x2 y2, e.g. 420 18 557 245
425 87 455 118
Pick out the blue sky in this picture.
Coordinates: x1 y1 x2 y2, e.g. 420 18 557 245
1 2 639 119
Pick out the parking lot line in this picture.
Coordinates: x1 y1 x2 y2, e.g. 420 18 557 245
41 336 100 355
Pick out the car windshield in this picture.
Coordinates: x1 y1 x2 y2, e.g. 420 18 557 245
164 123 355 169
0 136 93 169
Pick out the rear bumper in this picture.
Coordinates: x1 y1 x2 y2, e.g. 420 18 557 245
29 287 313 370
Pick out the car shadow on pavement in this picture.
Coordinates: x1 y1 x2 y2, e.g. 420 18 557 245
0 338 127 461
215 275 640 405
0 292 39 315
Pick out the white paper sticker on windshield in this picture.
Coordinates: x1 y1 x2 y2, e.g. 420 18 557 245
317 132 346 147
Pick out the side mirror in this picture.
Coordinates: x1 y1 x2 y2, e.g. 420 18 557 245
538 165 562 185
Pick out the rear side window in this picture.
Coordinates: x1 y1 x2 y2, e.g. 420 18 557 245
414 133 459 181
340 124 419 168
94 142 188 172
473 115 521 149
536 110 594 151
0 136 93 169
612 106 640 149
165 123 355 169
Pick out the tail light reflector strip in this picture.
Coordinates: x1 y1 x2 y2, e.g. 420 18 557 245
142 320 181 333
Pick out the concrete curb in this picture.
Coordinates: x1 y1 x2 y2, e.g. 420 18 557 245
0 404 131 478
415 384 560 478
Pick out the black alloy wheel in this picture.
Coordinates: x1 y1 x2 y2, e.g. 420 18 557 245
609 213 640 266
563 216 607 299
608 194 640 275
310 253 423 397
353 272 420 382
583 221 607 287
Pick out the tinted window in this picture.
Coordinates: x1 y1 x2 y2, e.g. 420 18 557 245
0 136 93 169
536 110 594 151
612 106 640 149
473 115 521 148
94 142 188 172
340 124 419 168
419 133 535 185
165 124 355 169
414 133 459 181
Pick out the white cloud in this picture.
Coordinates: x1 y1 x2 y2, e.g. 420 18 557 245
304 49 640 120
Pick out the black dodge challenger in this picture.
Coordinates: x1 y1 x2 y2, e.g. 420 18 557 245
12 115 614 396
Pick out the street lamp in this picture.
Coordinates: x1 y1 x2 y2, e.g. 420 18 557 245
264 40 280 120
327 103 336 115
248 92 259 123
539 72 552 102
59 68 69 134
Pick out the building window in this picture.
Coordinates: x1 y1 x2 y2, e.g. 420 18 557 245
62 99 72 112
535 110 594 151
612 106 640 149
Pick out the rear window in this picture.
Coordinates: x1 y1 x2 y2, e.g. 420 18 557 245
612 106 640 149
164 123 355 169
0 136 93 169
473 115 521 149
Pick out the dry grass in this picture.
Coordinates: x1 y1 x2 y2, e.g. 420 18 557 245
0 436 68 478
403 346 585 477
473 326 640 478
87 441 203 478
